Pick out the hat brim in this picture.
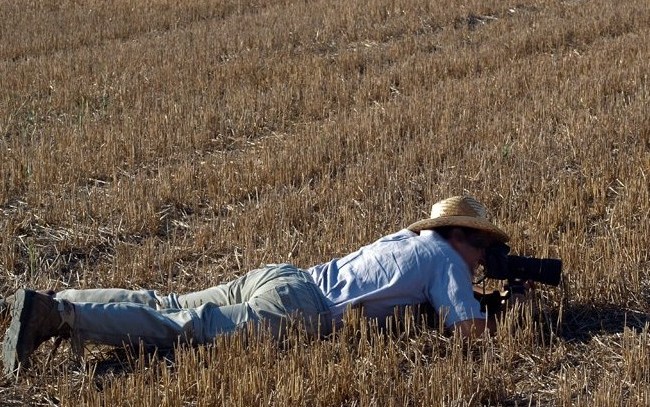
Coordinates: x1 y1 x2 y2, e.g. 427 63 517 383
407 216 509 243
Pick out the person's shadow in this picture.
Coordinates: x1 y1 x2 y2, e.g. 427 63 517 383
556 301 650 343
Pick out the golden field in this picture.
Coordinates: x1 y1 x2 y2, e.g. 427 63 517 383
0 0 649 405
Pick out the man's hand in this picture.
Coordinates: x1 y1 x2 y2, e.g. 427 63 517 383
473 287 507 314
505 279 535 310
453 317 497 338
458 280 536 338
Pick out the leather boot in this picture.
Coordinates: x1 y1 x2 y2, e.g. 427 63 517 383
2 289 74 375
0 290 56 316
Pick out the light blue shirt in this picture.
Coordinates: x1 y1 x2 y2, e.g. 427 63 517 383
307 229 484 327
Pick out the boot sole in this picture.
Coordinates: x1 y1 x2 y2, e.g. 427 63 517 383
2 289 35 376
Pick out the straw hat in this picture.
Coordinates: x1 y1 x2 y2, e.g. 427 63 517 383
407 196 509 242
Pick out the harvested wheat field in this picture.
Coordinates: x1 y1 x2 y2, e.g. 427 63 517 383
1 0 649 405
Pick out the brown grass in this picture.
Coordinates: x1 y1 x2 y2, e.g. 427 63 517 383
1 0 649 405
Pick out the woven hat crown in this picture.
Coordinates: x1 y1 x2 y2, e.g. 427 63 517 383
407 196 509 242
430 196 487 219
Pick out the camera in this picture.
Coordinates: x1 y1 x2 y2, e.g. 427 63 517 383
475 243 562 313
484 243 562 286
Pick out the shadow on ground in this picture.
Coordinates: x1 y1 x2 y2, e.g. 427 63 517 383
557 302 650 343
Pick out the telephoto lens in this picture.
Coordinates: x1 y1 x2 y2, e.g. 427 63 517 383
506 255 562 286
484 243 562 286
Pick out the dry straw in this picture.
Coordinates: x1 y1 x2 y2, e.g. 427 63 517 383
1 0 649 405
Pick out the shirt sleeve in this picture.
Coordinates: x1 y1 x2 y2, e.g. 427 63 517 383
428 261 484 327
